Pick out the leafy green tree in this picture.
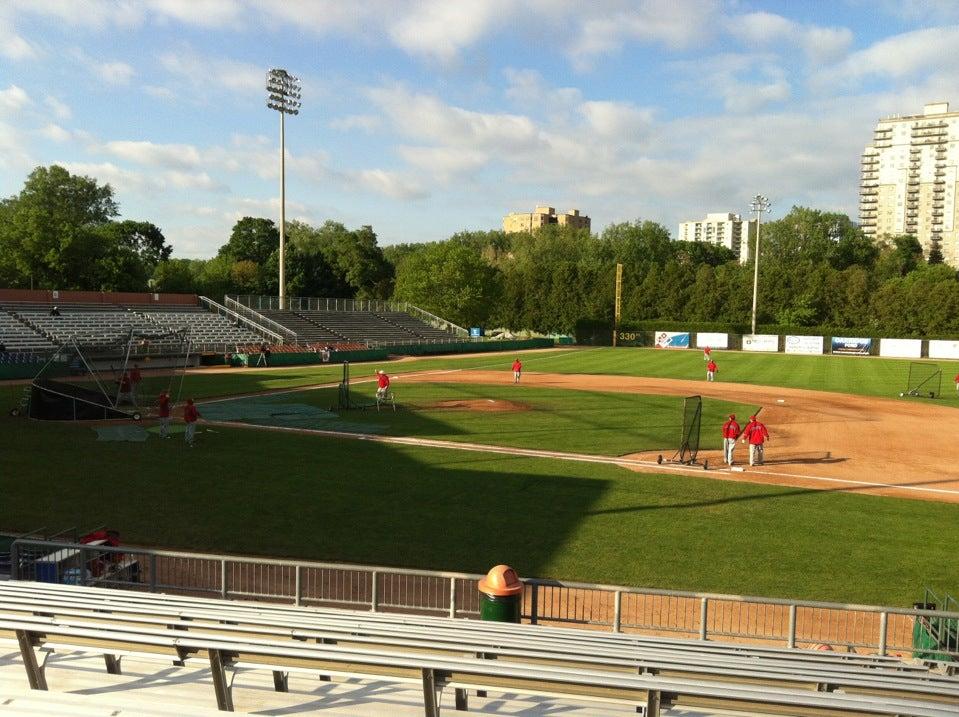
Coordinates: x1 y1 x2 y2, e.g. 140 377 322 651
219 217 279 265
151 259 199 293
3 165 119 288
393 241 501 326
876 235 924 279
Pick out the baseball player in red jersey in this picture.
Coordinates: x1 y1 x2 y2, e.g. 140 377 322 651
706 359 718 381
129 363 143 404
157 391 172 439
184 398 200 447
721 413 740 465
954 372 959 392
741 415 769 466
703 345 711 361
376 370 391 399
117 372 133 406
512 358 522 384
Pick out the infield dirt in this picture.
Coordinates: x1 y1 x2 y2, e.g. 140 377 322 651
400 370 959 503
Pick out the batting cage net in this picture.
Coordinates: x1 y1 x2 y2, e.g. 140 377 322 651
904 362 941 399
679 394 703 463
29 329 192 421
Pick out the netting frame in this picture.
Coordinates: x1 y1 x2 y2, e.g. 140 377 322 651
902 362 941 399
28 328 193 422
657 395 707 470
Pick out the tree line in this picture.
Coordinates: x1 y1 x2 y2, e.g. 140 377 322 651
2 165 958 336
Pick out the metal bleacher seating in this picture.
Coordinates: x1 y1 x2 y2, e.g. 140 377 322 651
0 311 57 353
258 309 344 343
136 308 263 347
1 581 957 716
14 306 166 350
376 311 458 341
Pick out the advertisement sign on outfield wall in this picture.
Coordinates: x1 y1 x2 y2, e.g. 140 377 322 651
785 335 824 354
695 332 729 349
831 337 872 355
879 338 922 358
929 340 959 359
654 331 691 349
742 334 779 352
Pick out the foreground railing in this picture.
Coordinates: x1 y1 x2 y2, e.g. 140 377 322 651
198 296 285 344
9 539 958 660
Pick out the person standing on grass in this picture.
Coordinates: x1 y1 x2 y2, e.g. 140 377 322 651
721 413 740 465
376 370 391 400
954 372 959 392
512 358 522 384
741 415 769 466
184 398 200 447
129 363 143 404
703 345 711 361
706 359 718 382
156 391 173 438
117 371 133 406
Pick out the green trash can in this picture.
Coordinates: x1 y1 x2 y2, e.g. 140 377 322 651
478 565 523 623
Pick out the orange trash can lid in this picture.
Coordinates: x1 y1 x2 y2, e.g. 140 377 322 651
478 565 523 596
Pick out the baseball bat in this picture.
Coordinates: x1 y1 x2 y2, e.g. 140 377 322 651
735 406 763 440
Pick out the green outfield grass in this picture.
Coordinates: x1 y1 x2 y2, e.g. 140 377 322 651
1 413 956 606
204 381 754 456
118 346 959 408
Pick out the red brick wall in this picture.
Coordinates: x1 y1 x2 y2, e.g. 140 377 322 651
0 289 198 305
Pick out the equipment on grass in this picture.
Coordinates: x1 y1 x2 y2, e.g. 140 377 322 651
29 328 191 422
334 361 378 411
903 362 941 399
657 395 707 469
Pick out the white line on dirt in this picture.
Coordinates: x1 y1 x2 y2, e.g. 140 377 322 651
202 419 959 498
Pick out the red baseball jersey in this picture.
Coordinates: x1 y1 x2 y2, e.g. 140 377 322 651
377 373 390 389
707 360 717 372
184 404 199 423
158 395 170 418
512 360 522 372
130 367 142 384
722 419 740 439
744 421 768 445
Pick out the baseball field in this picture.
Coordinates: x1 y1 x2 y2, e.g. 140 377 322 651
3 346 959 607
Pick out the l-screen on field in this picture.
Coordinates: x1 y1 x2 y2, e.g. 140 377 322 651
5 345 959 605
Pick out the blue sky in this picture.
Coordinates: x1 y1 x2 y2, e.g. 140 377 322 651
2 1 959 258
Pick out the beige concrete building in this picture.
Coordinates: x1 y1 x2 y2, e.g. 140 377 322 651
503 206 591 234
860 102 959 264
677 212 757 263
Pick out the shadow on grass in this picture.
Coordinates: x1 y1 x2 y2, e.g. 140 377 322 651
586 474 959 516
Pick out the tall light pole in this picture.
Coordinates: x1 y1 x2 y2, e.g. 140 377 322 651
749 194 771 335
266 68 301 306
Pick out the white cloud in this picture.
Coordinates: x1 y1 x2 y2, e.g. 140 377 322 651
0 120 35 174
57 161 155 193
396 145 489 179
0 84 31 112
43 95 72 120
143 85 176 101
160 50 262 96
388 0 510 62
162 169 227 191
818 26 959 87
146 0 242 28
368 84 541 151
7 0 144 30
104 140 202 170
728 11 853 65
503 68 582 115
37 123 72 142
672 54 790 113
0 32 38 61
349 168 427 200
579 101 654 140
94 60 135 85
330 114 381 132
568 0 721 69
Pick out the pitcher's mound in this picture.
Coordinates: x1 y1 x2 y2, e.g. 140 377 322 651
427 399 529 412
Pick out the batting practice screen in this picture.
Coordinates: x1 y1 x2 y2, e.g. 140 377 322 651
905 362 941 399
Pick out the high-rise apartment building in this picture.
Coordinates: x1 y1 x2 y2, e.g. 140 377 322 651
503 206 591 234
677 212 757 263
860 102 959 264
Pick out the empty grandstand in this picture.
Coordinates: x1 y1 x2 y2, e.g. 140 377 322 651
230 295 467 346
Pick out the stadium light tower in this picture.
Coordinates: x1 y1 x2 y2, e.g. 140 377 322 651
749 194 771 335
266 68 301 305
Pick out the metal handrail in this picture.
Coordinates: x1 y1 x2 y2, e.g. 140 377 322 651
10 538 959 658
198 296 283 343
223 296 298 341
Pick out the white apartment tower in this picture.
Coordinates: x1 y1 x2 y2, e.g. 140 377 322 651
860 102 959 264
677 212 757 263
